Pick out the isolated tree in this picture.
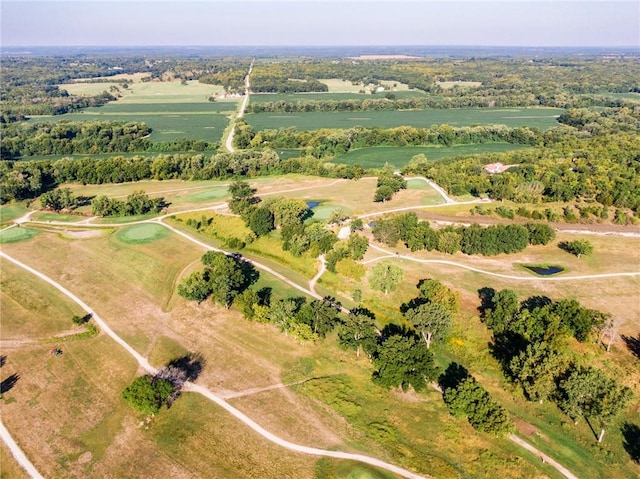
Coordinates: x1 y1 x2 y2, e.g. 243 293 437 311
374 185 395 203
346 234 368 260
122 375 174 415
601 316 624 352
372 334 437 392
556 366 633 442
368 261 404 294
559 239 593 258
326 208 350 225
405 302 452 348
40 188 77 211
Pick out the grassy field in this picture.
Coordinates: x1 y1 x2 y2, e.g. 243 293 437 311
245 107 563 131
2 172 639 478
333 144 530 168
0 203 28 226
60 79 227 103
0 227 40 244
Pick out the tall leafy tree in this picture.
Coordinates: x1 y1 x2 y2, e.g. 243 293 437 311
556 366 633 442
405 302 452 349
368 261 404 295
337 308 379 358
372 334 437 392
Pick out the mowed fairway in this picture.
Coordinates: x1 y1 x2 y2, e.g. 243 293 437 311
38 80 240 144
245 107 563 131
333 143 530 168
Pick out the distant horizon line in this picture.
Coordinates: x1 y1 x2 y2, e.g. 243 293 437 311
2 44 638 49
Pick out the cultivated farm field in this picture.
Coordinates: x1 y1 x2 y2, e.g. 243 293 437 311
244 107 563 131
40 79 240 144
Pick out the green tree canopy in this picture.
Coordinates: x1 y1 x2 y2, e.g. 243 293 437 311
368 261 404 295
372 334 438 392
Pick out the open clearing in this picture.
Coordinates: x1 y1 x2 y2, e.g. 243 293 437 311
245 107 563 131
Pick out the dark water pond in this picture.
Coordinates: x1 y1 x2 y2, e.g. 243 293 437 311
306 201 321 209
524 265 565 276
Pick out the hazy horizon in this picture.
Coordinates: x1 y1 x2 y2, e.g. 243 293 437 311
2 1 638 49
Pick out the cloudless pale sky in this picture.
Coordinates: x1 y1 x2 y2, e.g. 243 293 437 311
1 1 638 47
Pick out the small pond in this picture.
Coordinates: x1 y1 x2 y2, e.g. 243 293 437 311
306 200 321 209
523 265 565 276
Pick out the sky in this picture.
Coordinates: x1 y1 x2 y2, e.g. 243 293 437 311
1 0 639 48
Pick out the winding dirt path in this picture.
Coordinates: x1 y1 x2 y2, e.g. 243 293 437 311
365 244 640 282
0 250 429 479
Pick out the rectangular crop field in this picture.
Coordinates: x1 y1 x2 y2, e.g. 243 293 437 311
60 79 228 104
333 143 530 168
31 105 232 144
249 90 423 104
245 107 563 131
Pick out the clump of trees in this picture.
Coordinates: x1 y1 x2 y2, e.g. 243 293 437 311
478 288 632 441
559 239 593 258
374 170 407 203
371 212 555 256
178 251 258 307
91 191 166 217
439 363 514 435
40 188 78 212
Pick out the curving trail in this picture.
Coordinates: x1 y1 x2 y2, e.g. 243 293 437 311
0 249 429 479
309 254 326 296
509 435 579 479
0 420 45 479
365 244 640 282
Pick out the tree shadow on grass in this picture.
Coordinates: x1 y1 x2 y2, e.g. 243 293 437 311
621 334 640 360
0 373 19 395
167 353 205 382
621 422 640 463
0 355 5 368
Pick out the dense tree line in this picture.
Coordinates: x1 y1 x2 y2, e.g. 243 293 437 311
371 212 555 256
248 94 639 114
237 120 542 155
1 121 152 158
0 150 365 204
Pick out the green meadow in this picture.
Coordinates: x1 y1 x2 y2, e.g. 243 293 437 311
333 143 530 168
245 107 563 131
